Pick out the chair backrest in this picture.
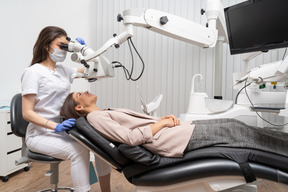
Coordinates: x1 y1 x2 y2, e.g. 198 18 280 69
75 117 130 166
74 117 160 167
10 93 29 137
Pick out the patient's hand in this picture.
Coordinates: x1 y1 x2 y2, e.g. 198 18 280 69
163 118 176 127
150 116 180 135
161 114 180 126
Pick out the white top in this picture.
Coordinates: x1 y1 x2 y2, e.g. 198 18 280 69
21 64 76 137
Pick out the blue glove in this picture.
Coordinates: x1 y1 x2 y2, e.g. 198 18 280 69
76 37 86 45
55 118 76 133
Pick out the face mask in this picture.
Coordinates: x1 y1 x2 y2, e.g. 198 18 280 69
49 46 67 62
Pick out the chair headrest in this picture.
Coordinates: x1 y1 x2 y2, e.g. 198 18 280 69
10 93 29 137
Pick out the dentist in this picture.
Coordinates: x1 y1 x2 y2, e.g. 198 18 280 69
21 26 111 192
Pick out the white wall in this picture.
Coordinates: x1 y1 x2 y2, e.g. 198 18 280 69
1 0 287 129
89 0 285 114
91 0 217 117
90 0 288 130
0 0 93 105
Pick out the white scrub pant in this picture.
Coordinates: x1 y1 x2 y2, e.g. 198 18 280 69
26 132 90 192
94 155 112 177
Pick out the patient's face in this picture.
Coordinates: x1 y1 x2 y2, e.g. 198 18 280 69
73 91 97 109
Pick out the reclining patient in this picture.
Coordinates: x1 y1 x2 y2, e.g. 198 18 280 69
60 91 288 158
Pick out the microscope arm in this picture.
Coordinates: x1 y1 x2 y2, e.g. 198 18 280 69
67 0 227 81
63 38 115 81
84 24 134 62
83 0 227 62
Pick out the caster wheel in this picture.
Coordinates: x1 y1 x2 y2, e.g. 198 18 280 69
2 176 9 182
24 166 30 171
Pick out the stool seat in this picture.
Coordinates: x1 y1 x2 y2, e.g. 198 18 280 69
27 150 62 162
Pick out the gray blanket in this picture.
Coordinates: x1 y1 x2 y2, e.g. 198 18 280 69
185 118 288 157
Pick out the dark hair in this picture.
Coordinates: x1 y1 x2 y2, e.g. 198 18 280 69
60 93 88 119
31 26 67 66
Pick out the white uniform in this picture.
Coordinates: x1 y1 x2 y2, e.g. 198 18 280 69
22 64 75 135
21 64 90 192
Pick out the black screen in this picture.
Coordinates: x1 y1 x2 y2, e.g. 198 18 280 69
224 0 288 55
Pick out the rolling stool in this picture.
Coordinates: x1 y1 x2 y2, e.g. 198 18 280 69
10 93 74 192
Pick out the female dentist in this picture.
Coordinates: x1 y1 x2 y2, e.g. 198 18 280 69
21 26 111 192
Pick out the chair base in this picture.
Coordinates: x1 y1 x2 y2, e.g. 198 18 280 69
135 176 260 192
39 163 74 192
38 187 74 192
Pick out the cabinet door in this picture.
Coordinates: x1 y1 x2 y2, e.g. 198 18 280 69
6 134 22 153
6 150 23 173
4 111 11 134
0 110 28 176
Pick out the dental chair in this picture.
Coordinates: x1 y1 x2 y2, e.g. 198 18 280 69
68 117 288 192
10 93 74 192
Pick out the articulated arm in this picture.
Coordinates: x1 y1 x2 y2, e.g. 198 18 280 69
68 0 227 81
63 38 114 81
84 0 227 62
235 54 288 86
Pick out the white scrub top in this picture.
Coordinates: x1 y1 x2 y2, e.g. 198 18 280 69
21 63 77 137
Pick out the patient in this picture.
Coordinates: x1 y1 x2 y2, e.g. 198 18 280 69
60 91 288 158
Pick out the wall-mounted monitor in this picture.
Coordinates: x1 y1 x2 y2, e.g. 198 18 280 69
224 0 288 55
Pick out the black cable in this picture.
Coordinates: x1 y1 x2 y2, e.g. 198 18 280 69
112 38 145 81
127 38 135 80
128 38 145 81
235 80 252 104
112 61 131 80
244 79 288 127
282 42 288 60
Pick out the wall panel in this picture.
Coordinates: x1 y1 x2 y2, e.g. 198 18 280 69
90 0 287 121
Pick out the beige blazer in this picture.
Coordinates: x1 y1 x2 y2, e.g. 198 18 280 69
87 108 194 157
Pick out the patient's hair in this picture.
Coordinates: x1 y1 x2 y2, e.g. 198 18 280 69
60 92 88 119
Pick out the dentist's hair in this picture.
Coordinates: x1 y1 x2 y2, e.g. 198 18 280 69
31 26 67 66
60 93 88 120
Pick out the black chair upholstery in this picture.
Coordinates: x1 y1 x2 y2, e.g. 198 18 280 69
10 93 74 192
68 117 288 190
10 93 28 137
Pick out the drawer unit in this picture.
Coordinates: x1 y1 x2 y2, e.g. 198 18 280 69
0 109 28 182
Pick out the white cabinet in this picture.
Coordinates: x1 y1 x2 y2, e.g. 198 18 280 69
0 109 28 182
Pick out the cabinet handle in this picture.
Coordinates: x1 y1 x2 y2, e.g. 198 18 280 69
7 148 21 155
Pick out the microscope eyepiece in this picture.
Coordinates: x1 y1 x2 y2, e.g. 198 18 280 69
60 43 69 51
